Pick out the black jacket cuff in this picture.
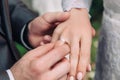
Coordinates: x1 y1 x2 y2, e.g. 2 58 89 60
0 70 10 80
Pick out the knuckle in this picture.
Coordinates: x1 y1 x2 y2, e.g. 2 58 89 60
80 51 90 58
30 61 39 73
38 60 47 70
31 18 38 26
71 49 79 57
42 13 51 21
30 60 45 73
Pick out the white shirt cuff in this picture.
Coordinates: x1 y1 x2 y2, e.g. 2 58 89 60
6 69 15 80
21 24 32 50
62 0 92 11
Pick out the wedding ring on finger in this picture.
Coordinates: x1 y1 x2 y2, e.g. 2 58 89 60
59 38 69 45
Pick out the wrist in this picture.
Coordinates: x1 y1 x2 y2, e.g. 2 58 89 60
70 8 90 18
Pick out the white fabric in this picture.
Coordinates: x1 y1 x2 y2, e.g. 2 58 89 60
104 0 120 14
62 0 92 11
32 0 62 15
94 0 120 80
6 69 15 80
32 0 92 14
103 0 120 28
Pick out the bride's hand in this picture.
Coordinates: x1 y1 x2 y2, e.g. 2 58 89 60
51 8 95 80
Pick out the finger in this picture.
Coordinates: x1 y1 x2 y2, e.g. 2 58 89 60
51 24 66 42
49 58 70 80
51 30 60 42
57 29 71 45
86 64 92 72
28 33 44 47
54 39 69 47
86 59 91 72
43 12 70 24
54 40 70 61
40 35 52 45
56 31 70 60
59 75 68 80
37 44 70 69
28 43 54 58
69 38 80 79
77 36 92 80
29 17 51 34
43 35 52 42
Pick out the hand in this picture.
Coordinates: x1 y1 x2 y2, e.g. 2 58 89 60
28 12 70 48
10 42 70 80
51 8 95 80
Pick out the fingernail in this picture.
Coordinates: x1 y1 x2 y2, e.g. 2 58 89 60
88 64 92 71
77 72 83 80
44 35 52 41
40 42 45 46
70 76 75 80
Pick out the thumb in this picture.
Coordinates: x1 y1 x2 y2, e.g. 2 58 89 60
43 12 70 24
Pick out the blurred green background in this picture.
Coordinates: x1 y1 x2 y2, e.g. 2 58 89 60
16 0 104 79
90 0 103 63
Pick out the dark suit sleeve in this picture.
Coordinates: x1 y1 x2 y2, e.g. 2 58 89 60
8 0 38 44
0 70 10 80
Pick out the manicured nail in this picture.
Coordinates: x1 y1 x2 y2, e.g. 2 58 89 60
88 64 92 71
70 76 75 80
77 72 83 80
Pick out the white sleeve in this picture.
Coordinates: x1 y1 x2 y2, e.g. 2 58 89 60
62 0 92 11
21 24 32 50
6 69 15 80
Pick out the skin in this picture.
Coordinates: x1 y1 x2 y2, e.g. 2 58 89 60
26 10 95 79
28 12 70 48
10 12 71 80
51 8 95 79
11 42 70 80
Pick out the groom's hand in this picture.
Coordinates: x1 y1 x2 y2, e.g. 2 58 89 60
28 12 70 48
11 42 70 80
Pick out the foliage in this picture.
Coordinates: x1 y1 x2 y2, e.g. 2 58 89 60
90 0 103 21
